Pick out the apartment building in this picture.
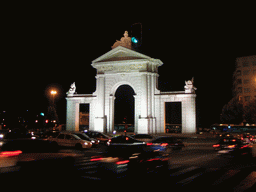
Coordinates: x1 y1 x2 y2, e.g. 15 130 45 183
233 55 256 104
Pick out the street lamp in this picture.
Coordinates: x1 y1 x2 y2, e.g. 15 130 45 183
51 90 57 95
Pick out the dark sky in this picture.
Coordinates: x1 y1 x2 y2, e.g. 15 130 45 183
1 2 255 127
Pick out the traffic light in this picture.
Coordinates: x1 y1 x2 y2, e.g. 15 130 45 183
45 119 49 123
131 23 142 49
131 37 138 44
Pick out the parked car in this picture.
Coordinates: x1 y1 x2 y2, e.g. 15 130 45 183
47 131 92 149
212 137 252 157
147 136 185 152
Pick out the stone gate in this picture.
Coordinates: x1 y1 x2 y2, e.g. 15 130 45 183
66 32 196 134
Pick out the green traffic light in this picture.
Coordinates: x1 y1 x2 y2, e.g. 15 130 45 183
131 37 138 43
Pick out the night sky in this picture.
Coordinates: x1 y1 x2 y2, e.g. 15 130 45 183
1 2 255 128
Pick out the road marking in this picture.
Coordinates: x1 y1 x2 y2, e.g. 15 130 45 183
212 169 240 185
177 172 203 185
233 171 256 192
170 166 198 177
170 153 216 164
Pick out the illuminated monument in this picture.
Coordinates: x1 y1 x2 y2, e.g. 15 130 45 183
66 31 196 134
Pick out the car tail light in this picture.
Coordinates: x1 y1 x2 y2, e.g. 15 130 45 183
227 145 236 148
0 150 22 157
162 157 169 161
240 145 250 149
147 143 153 146
213 144 220 148
91 158 103 161
160 143 168 147
115 160 129 165
147 158 160 162
90 156 103 161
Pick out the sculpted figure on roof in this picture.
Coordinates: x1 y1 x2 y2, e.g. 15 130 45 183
111 31 132 49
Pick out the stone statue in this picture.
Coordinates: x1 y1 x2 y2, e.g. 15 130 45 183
67 82 76 95
111 31 132 49
184 77 197 93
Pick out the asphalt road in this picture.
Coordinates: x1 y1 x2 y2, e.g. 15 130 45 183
59 143 256 172
68 143 256 190
3 143 255 191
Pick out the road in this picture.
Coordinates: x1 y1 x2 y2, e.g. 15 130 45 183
2 141 256 191
64 143 256 191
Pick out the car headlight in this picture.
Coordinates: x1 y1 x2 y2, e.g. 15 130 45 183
91 140 95 143
84 142 88 145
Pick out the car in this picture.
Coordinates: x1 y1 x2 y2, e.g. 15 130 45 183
147 136 185 152
71 132 100 147
0 145 22 171
241 134 255 144
130 134 155 143
47 131 92 149
107 135 145 146
106 135 147 157
0 139 79 172
0 138 82 184
91 135 169 179
213 137 252 157
84 130 112 144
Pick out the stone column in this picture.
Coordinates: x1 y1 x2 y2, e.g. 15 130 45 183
182 94 196 133
108 95 115 133
94 75 106 132
137 73 149 134
66 98 80 131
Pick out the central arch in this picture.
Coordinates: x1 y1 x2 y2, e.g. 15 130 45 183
114 85 135 132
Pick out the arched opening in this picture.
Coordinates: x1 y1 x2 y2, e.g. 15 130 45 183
114 85 135 132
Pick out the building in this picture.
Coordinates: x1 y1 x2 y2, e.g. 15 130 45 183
233 55 256 104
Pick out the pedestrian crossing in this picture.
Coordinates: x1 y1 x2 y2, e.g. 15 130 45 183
74 156 256 191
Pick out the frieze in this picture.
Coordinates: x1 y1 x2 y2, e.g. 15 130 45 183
97 63 146 73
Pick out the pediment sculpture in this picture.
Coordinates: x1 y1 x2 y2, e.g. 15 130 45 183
111 31 132 49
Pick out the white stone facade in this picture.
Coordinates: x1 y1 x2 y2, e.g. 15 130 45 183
66 46 196 134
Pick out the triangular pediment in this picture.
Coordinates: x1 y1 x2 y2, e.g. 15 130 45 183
92 46 151 63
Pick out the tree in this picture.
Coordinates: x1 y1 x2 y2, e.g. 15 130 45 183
243 100 256 123
220 97 243 124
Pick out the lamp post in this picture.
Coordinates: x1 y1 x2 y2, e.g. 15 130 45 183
48 90 58 128
50 90 57 106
